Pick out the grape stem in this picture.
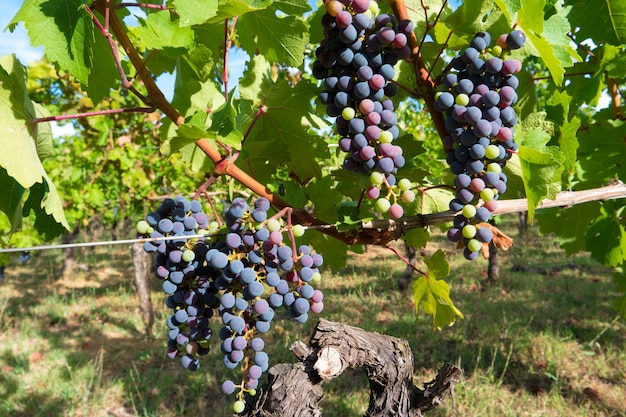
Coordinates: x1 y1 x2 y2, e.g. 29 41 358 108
115 2 171 10
385 244 427 276
28 106 156 125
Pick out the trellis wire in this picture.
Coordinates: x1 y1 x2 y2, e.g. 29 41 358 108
0 234 208 254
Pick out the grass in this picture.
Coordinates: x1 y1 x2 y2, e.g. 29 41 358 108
0 217 624 417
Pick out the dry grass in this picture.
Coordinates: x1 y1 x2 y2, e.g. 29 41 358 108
0 218 624 416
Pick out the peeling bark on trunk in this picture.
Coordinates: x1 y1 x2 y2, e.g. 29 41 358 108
244 319 462 417
132 242 155 337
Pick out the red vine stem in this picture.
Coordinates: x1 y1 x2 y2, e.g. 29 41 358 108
386 244 427 276
29 106 155 125
115 2 170 10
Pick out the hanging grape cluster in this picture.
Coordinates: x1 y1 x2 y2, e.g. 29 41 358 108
312 0 415 220
435 30 525 260
137 196 324 414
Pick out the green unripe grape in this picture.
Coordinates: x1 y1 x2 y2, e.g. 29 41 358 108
485 145 500 160
379 130 393 143
233 400 245 414
266 218 281 232
398 178 412 191
480 188 495 202
492 45 503 56
375 198 391 213
401 189 416 203
292 224 305 237
368 1 379 15
455 93 469 106
462 204 477 219
136 220 151 234
467 238 482 253
342 107 356 120
209 221 220 231
182 249 195 263
248 389 257 396
487 162 502 174
370 171 384 186
312 272 322 283
462 224 477 239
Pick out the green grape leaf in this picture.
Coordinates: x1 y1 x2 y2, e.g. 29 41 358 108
165 123 207 155
303 176 346 225
423 249 450 279
240 75 328 184
608 0 626 43
173 0 218 26
412 251 463 330
335 202 364 232
536 202 602 255
237 1 309 67
415 186 455 215
577 115 625 187
586 205 626 268
9 0 93 85
441 0 510 38
240 55 273 104
86 26 121 104
279 181 309 210
493 0 521 23
209 0 273 22
308 230 362 271
208 96 244 150
565 0 623 45
0 167 25 232
135 10 195 51
546 90 580 183
502 153 526 199
518 124 564 220
542 8 582 66
22 180 69 241
0 55 69 237
518 0 545 34
523 29 565 85
403 227 430 249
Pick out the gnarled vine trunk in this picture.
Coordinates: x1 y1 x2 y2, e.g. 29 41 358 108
245 319 462 417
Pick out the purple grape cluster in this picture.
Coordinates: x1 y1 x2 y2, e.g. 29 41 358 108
312 0 415 219
136 196 324 413
436 30 525 260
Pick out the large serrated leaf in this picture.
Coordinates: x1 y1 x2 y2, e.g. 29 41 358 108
135 11 195 51
173 0 218 27
607 0 626 43
412 270 464 330
518 125 564 220
0 55 70 237
586 205 626 267
239 75 328 184
237 3 309 67
10 0 93 85
536 203 602 255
